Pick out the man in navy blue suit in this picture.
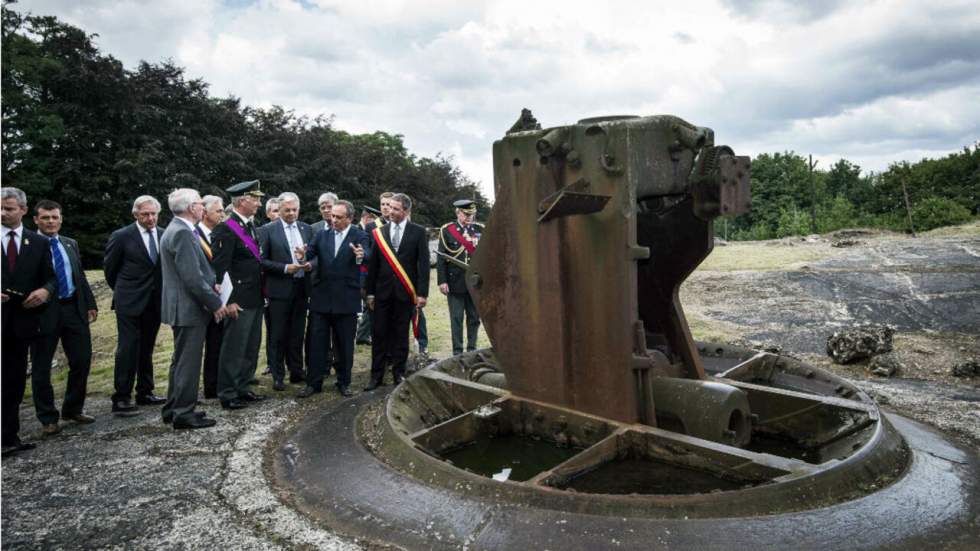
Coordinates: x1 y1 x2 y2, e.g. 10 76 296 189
298 200 369 397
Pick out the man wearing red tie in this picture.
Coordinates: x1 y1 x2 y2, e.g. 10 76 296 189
2 187 57 456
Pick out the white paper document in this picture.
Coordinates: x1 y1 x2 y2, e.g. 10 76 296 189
219 274 233 306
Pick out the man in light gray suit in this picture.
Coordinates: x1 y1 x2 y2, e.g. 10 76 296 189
159 189 227 429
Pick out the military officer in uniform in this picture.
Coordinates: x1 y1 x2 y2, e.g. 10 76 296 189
211 180 268 410
436 199 483 356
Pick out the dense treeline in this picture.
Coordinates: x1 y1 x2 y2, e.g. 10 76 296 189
1 5 487 266
721 146 980 241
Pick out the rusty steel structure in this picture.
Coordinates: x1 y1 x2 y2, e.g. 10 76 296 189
276 113 980 550
468 115 752 442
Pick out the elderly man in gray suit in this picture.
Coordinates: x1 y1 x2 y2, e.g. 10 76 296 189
159 188 227 429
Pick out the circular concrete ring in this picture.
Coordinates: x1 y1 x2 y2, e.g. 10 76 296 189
274 391 980 551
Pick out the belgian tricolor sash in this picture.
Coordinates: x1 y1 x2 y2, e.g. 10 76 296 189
373 226 420 338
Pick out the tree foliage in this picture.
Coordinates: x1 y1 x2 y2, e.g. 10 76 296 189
1 3 487 265
722 146 979 240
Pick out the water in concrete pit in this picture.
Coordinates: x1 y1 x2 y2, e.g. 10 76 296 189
559 458 757 495
439 434 581 482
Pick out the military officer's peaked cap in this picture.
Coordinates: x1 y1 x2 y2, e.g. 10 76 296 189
453 199 477 213
226 179 265 197
362 205 383 217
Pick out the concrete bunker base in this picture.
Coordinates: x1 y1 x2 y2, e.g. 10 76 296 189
273 389 980 550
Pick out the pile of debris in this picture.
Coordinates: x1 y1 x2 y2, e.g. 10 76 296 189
827 324 899 377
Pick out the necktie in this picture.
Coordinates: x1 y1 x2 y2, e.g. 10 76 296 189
392 224 401 252
147 229 158 263
51 238 71 299
6 231 17 272
288 225 303 278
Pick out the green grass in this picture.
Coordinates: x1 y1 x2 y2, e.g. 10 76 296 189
699 241 834 271
40 269 489 398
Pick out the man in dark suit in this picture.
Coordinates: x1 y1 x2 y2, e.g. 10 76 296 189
197 195 225 399
298 200 369 397
307 191 341 377
259 192 313 391
365 193 430 389
29 200 99 436
160 189 226 429
211 180 268 410
2 187 57 456
104 195 166 415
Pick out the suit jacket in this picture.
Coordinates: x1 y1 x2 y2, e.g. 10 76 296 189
307 226 370 314
258 219 313 300
103 223 163 316
39 234 98 328
366 221 430 302
160 219 222 327
2 228 58 339
311 220 329 234
210 212 264 309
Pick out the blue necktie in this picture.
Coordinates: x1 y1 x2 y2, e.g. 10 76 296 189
50 238 71 299
147 230 158 263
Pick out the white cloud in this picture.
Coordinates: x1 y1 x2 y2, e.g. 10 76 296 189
14 0 980 199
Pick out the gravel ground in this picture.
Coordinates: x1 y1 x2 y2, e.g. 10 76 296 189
2 229 978 549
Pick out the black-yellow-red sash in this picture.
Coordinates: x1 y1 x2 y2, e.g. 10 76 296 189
373 227 420 337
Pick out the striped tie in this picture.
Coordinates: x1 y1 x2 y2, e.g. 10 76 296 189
50 238 71 299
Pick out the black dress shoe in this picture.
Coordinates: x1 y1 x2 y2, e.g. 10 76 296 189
297 386 321 398
112 400 140 416
336 385 354 397
136 394 166 406
273 381 286 391
240 391 267 402
1 440 36 457
163 411 207 424
174 416 217 429
221 399 248 410
363 379 385 391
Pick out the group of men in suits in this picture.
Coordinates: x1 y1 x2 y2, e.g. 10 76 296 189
0 182 436 446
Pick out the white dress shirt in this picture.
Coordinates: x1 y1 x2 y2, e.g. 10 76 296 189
139 225 159 257
281 219 305 277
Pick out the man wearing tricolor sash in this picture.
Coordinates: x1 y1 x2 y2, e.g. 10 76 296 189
210 180 269 410
196 195 225 399
364 193 430 390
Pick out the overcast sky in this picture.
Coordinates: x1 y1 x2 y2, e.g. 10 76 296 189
14 0 980 198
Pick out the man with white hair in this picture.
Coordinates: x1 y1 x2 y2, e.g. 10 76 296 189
258 192 313 390
197 195 225 399
2 187 57 456
265 197 281 223
104 195 167 415
159 189 227 429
